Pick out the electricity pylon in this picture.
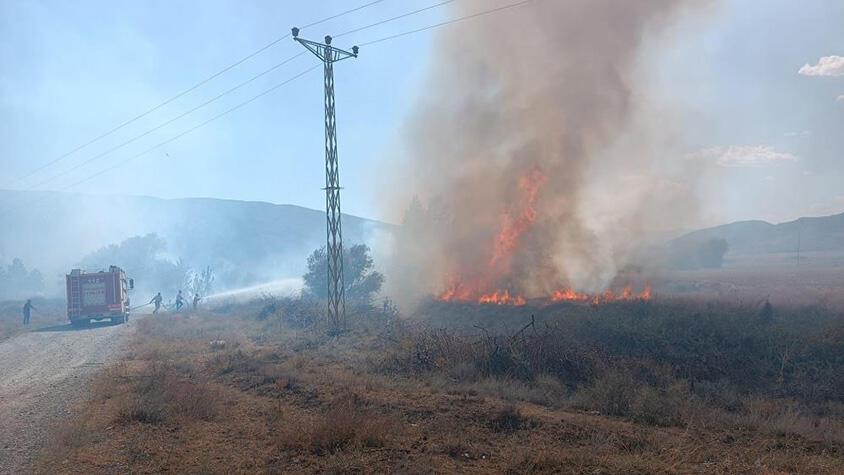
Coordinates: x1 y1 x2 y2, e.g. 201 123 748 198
292 28 358 332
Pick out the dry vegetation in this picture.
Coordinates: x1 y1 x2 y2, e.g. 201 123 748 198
0 298 67 341
39 296 844 474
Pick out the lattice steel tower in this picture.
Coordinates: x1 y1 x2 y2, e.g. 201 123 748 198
292 28 358 332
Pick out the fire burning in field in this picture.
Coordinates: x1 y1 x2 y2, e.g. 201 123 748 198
385 1 694 309
434 167 653 307
438 284 651 306
479 289 527 306
489 168 546 269
434 167 548 305
550 285 652 305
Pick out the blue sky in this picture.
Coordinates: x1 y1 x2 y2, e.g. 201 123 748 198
0 0 442 220
1 0 842 224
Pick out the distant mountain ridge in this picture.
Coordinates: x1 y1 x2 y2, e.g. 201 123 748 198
2 189 842 291
672 212 844 255
0 190 391 290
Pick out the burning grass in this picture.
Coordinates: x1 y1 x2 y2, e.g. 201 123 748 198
438 283 652 307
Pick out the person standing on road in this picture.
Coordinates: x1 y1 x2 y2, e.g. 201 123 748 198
192 293 201 311
150 292 163 314
175 290 185 311
22 299 34 325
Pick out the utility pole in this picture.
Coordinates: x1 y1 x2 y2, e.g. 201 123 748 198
292 27 358 333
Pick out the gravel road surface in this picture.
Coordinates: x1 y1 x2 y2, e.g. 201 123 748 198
0 320 134 474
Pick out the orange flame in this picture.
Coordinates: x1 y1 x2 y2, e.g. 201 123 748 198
478 290 526 306
550 288 590 302
437 284 652 306
438 280 527 306
438 277 477 302
489 167 547 268
436 167 546 307
434 166 654 308
549 285 653 305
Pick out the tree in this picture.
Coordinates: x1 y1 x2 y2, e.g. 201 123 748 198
0 258 44 299
79 233 168 276
303 244 384 303
79 233 186 295
184 265 215 297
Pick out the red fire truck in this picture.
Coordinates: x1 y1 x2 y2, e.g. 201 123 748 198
66 266 134 325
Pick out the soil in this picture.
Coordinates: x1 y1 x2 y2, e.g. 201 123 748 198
0 319 133 474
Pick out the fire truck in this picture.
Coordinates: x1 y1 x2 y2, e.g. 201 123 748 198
66 266 134 325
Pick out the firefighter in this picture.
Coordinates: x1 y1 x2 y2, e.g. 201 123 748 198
192 293 201 311
22 299 34 325
150 292 163 314
175 290 185 311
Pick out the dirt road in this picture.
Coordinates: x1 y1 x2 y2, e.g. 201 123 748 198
0 320 134 474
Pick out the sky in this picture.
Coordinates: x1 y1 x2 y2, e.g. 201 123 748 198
1 0 842 226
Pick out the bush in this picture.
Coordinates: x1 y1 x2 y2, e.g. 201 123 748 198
490 404 533 432
629 384 687 427
383 298 844 440
379 320 600 386
117 395 167 424
115 361 217 425
254 295 322 329
278 392 399 454
572 370 637 417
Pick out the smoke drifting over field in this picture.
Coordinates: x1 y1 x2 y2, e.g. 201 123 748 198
387 0 706 304
0 191 386 298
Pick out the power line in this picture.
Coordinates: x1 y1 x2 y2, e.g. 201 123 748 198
63 66 319 191
3 0 535 211
301 0 387 30
0 66 319 217
26 52 306 190
359 0 532 46
13 0 464 192
334 0 456 39
2 0 387 188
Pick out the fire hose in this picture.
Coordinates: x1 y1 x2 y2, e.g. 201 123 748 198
129 302 152 311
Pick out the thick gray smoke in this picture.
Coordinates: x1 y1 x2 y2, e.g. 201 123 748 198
386 0 705 304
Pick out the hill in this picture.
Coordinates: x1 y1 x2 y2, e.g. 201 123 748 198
0 190 391 294
670 212 844 256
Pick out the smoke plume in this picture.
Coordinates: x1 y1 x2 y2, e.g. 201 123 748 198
386 0 704 305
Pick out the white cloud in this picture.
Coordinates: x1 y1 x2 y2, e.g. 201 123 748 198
798 55 844 76
687 145 797 168
837 95 844 102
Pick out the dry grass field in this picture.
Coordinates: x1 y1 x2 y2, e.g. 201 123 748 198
0 298 67 341
654 251 844 308
38 294 844 474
